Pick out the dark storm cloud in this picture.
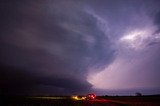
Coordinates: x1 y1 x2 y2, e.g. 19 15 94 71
0 0 114 95
0 64 92 95
154 11 160 33
1 0 160 96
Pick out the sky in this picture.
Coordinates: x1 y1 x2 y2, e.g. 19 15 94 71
0 0 160 96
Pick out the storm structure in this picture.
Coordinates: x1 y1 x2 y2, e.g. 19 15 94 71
0 0 160 96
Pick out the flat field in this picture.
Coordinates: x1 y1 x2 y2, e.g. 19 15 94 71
1 95 160 106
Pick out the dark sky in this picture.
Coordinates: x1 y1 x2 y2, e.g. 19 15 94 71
0 0 160 96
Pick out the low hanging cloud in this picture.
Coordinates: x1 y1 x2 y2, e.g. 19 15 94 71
0 0 114 95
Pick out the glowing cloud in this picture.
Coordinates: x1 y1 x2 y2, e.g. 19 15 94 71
121 30 146 41
119 29 153 50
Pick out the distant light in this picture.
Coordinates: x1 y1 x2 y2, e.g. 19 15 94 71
71 95 85 100
82 97 86 100
86 94 96 100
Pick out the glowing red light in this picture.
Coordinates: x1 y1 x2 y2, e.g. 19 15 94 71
86 93 96 100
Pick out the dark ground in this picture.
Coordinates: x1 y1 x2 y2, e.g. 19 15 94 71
0 95 160 106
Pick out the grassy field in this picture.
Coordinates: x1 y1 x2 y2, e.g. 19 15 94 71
1 95 160 106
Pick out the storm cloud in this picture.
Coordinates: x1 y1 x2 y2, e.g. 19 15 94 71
0 0 160 96
0 0 114 95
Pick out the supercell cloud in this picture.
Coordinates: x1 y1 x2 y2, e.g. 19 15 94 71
0 0 160 95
